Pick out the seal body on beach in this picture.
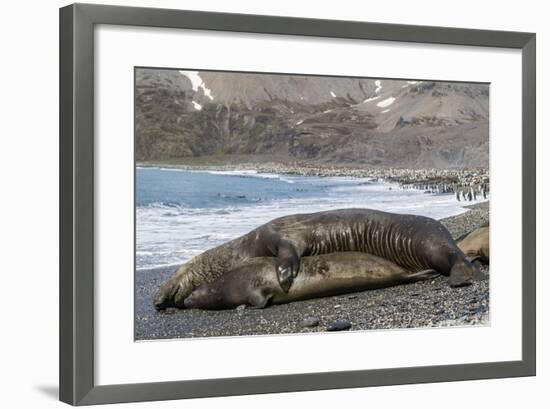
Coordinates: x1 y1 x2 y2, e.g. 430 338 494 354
183 253 439 310
457 226 489 264
154 208 482 310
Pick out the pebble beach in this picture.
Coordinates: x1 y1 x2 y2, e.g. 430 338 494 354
135 202 489 341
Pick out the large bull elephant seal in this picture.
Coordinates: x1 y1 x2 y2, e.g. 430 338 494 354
457 226 489 264
183 252 439 310
154 208 483 310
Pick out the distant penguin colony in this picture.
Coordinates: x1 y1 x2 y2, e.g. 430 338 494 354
398 170 489 202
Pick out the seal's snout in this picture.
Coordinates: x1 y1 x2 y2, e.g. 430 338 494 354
153 279 179 311
154 290 174 311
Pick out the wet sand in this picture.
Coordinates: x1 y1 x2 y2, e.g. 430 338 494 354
135 202 489 340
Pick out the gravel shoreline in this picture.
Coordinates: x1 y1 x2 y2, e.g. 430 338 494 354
138 161 489 187
135 202 489 340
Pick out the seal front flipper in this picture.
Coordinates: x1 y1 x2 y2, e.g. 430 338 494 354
275 240 301 293
402 269 440 282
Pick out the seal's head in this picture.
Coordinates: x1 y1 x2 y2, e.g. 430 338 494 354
183 261 276 310
448 259 485 287
154 277 179 310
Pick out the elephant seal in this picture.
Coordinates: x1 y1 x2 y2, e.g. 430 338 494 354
154 208 482 310
457 226 489 264
184 252 439 310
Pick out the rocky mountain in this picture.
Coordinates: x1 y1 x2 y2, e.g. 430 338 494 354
135 68 489 168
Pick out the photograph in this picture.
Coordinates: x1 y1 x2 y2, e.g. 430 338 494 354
0 0 542 407
134 68 491 340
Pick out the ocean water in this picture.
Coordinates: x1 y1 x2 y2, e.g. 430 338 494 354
136 167 487 270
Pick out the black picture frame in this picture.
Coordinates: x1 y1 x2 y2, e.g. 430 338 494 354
59 3 536 406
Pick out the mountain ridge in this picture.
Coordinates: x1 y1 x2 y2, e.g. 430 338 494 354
135 68 489 169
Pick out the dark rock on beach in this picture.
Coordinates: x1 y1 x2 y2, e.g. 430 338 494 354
326 319 352 332
135 202 490 340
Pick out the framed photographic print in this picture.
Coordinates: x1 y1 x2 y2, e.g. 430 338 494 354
59 3 536 405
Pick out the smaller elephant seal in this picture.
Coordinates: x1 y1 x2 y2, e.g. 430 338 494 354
183 252 439 310
457 226 489 265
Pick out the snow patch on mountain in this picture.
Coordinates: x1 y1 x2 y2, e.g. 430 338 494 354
202 86 214 100
377 97 396 108
179 70 214 100
363 95 381 103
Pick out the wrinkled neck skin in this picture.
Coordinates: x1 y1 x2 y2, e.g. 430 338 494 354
424 244 464 275
299 209 464 275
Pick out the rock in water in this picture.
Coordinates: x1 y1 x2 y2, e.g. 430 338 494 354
327 319 351 331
